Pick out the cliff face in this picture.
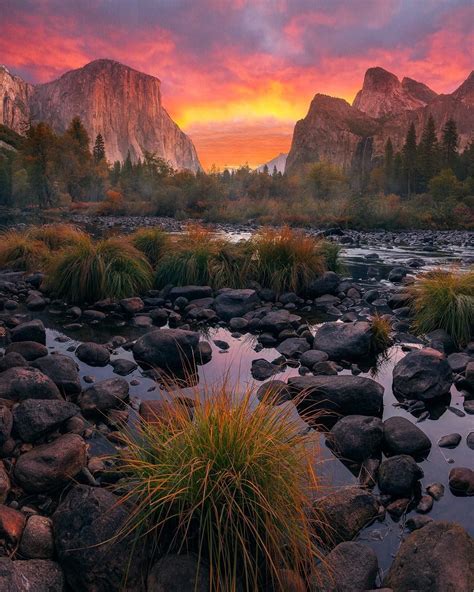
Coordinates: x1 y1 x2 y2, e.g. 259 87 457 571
286 67 473 175
0 66 32 134
0 60 201 171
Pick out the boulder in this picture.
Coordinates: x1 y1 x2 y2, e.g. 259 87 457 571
0 367 61 401
312 321 373 360
447 352 471 373
19 515 54 559
258 310 301 334
53 485 146 591
0 352 28 372
119 296 144 314
10 319 46 344
256 380 291 405
383 416 431 457
214 289 259 321
392 348 453 400
251 359 280 381
299 350 328 368
378 454 423 497
426 329 456 354
75 342 110 367
388 266 409 282
133 328 200 371
78 377 129 414
328 415 383 462
276 337 310 358
32 354 81 395
449 467 474 496
0 504 26 545
111 358 138 376
384 521 474 592
14 433 87 492
5 341 48 361
438 433 462 448
0 558 64 592
169 286 213 301
13 399 79 442
308 271 340 297
147 554 210 592
464 361 474 392
0 407 13 446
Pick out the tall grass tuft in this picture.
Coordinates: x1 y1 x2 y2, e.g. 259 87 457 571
116 382 324 591
370 314 392 354
0 230 50 271
318 239 345 274
47 236 153 303
131 227 170 268
409 268 474 346
249 227 325 294
28 223 86 250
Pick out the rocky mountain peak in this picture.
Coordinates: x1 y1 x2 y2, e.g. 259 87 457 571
401 77 437 104
452 71 474 104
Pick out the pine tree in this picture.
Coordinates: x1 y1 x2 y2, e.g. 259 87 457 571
441 118 459 170
384 137 394 193
66 117 90 154
418 115 439 191
93 133 106 163
402 123 418 196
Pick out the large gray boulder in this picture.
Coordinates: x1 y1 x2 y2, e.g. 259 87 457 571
328 415 384 462
309 271 340 297
78 377 129 413
76 342 110 367
32 354 81 396
214 289 259 321
378 454 423 497
384 521 474 592
312 321 373 360
10 319 46 344
0 367 62 401
5 341 48 361
276 337 310 358
13 399 79 442
393 348 453 400
258 309 302 334
0 558 64 592
133 328 200 370
383 416 431 457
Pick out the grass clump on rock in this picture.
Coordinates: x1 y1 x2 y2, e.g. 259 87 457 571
0 229 50 271
117 384 324 591
47 236 153 303
409 269 474 346
370 315 392 354
131 227 170 268
28 223 86 251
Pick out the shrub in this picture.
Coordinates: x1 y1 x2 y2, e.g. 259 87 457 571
131 227 170 267
318 239 344 274
47 236 153 302
249 227 325 294
0 230 50 271
409 269 474 346
117 383 324 591
28 223 86 250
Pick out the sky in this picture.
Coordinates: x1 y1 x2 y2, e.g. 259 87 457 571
1 1 472 169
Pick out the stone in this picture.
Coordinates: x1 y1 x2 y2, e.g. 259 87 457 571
133 328 200 370
229 317 249 331
13 399 79 442
147 554 210 592
384 521 474 592
111 358 138 375
426 329 456 354
32 354 81 395
392 348 453 400
78 377 129 414
14 433 87 492
0 367 61 401
299 349 328 368
383 416 431 457
328 415 383 462
196 341 212 365
251 359 280 381
76 342 110 366
0 462 10 503
438 433 462 448
378 454 423 497
426 482 445 501
406 515 434 531
214 289 259 321
0 352 28 371
19 515 54 559
448 467 474 496
308 271 340 297
467 432 474 449
447 352 471 373
276 337 310 358
313 360 339 375
259 310 302 333
169 286 213 301
0 558 64 592
256 380 291 405
10 319 46 344
312 321 373 360
388 266 409 282
0 504 26 545
464 361 474 392
53 485 146 591
310 541 378 592
0 407 13 446
5 341 48 361
119 296 144 314
416 495 433 513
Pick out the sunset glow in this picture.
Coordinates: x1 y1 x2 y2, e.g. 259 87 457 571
1 0 472 169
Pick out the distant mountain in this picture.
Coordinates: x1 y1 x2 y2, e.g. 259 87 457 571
256 152 287 173
286 67 473 175
0 60 201 171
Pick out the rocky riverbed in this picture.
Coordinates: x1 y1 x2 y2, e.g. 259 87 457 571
0 227 473 590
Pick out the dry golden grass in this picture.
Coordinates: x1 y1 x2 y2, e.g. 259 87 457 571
0 229 50 271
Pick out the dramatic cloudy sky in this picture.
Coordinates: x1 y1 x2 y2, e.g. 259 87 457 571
1 0 472 168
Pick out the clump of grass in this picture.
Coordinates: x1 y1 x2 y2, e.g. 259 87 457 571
116 383 324 592
28 223 86 250
318 239 345 274
47 236 153 303
249 227 325 294
131 227 170 268
409 269 474 346
0 230 50 271
370 314 392 354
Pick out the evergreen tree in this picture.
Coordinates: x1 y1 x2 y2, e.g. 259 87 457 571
66 117 90 155
392 152 403 195
418 115 439 191
441 118 459 170
402 123 418 196
23 122 58 207
93 133 106 163
0 155 12 205
384 137 394 193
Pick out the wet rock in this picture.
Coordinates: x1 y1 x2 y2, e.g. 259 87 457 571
10 319 46 344
464 361 474 392
133 328 199 370
392 348 453 400
0 462 10 503
53 485 146 591
406 515 433 531
388 266 409 282
169 286 213 301
447 352 471 373
378 455 423 497
0 558 64 592
0 367 61 401
0 407 13 446
132 315 153 327
312 321 373 360
276 337 310 358
308 271 340 297
386 497 411 518
14 433 87 492
256 380 291 405
416 495 433 513
82 309 106 322
147 554 210 592
313 360 339 375
19 515 54 559
119 296 144 314
0 504 26 545
0 352 28 372
448 467 474 496
388 292 412 309
32 354 81 396
328 415 383 462
426 482 445 501
383 416 431 457
251 359 280 381
384 520 474 592
229 317 249 331
213 339 229 350
467 432 474 449
5 341 48 361
438 433 462 448
78 377 129 414
313 487 381 546
13 399 79 442
311 541 378 592
76 342 110 367
196 341 212 365
426 329 456 354
110 358 138 375
464 399 474 414
214 289 259 321
299 349 328 368
258 309 301 334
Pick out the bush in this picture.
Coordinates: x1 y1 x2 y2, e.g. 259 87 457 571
131 227 170 268
409 269 474 346
47 236 153 302
318 239 344 273
249 227 325 294
117 384 324 591
0 230 50 271
28 223 86 250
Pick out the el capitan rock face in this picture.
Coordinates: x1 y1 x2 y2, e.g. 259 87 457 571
286 67 473 175
0 60 201 171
